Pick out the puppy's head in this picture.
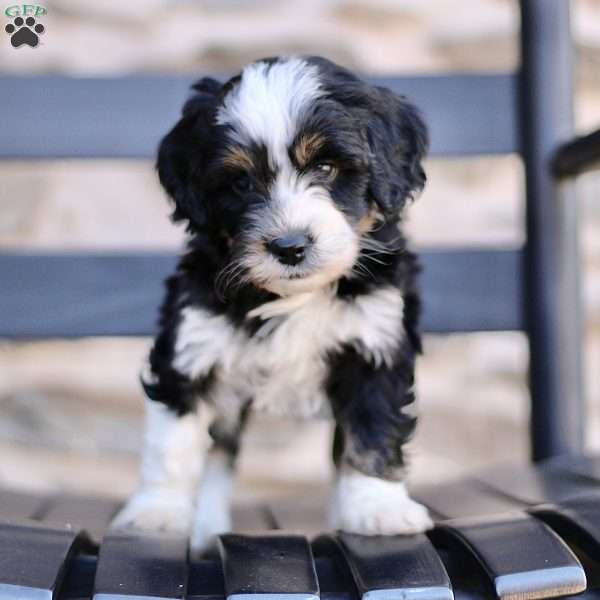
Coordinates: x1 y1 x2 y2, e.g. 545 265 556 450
158 56 428 296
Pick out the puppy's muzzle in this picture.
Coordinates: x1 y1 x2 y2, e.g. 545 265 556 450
267 231 312 266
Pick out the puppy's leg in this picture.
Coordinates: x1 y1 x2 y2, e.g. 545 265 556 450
327 346 432 535
111 398 204 534
190 447 234 556
190 403 250 557
330 463 432 535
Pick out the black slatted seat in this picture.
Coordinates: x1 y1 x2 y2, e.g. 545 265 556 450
413 479 525 521
218 534 319 600
0 489 49 521
435 514 586 600
40 495 122 544
0 454 599 599
0 519 92 600
315 532 453 600
2 0 600 598
93 532 189 600
532 494 600 562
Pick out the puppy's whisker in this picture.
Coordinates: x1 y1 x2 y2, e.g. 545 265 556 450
360 253 389 266
352 260 376 281
215 259 247 299
360 243 395 256
215 261 238 290
359 237 398 255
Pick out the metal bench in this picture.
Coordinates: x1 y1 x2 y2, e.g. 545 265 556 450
2 1 600 599
2 457 600 600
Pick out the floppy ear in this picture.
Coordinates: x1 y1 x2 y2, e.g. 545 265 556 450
156 77 222 230
367 88 428 221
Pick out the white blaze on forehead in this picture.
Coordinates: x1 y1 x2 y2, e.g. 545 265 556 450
216 57 322 163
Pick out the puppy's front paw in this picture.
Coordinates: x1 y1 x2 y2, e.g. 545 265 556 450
341 494 433 536
111 488 194 535
330 467 433 536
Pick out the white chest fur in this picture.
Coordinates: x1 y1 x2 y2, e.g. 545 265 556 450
172 286 404 418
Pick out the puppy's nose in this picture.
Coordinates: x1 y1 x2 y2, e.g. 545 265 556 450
267 232 310 266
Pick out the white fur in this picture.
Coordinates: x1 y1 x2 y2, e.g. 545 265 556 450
246 290 319 320
111 400 204 534
173 307 236 380
216 57 322 162
190 449 235 557
174 285 404 419
330 466 433 535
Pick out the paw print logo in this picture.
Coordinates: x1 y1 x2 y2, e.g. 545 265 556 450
5 16 45 48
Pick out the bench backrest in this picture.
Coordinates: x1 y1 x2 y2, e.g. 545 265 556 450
0 0 582 461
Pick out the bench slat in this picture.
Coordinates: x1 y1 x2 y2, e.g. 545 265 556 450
231 503 276 532
0 74 517 159
39 494 122 542
532 493 600 559
265 490 329 536
471 462 597 505
0 248 524 339
0 520 88 600
0 253 177 339
329 532 453 600
436 513 587 600
421 248 523 333
218 533 319 600
548 453 600 482
414 478 527 520
92 531 188 600
0 489 49 520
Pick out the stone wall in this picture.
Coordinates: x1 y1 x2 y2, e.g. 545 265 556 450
1 0 599 502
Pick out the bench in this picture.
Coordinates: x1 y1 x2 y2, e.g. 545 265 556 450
2 1 600 599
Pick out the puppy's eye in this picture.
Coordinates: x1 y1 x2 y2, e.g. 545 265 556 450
314 162 337 178
232 174 253 194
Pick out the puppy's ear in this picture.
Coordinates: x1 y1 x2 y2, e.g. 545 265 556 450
156 77 222 230
367 88 428 221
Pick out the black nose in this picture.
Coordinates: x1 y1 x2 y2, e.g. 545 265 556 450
267 232 310 266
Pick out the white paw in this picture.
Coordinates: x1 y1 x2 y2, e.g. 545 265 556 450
330 467 433 536
111 488 194 535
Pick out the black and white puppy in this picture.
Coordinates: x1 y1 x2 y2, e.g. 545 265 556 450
112 56 432 554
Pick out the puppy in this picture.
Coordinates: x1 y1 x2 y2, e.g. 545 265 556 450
112 56 432 554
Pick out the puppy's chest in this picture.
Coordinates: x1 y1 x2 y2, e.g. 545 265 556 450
222 294 344 417
175 287 404 418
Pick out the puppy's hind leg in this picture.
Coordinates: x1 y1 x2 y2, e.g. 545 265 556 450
111 398 205 535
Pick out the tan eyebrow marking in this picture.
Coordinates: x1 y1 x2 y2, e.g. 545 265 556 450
293 132 326 168
357 210 379 235
221 146 254 171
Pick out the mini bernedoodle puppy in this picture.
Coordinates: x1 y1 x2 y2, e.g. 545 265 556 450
112 55 433 554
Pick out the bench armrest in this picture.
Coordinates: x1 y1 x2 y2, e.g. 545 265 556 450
552 128 600 178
